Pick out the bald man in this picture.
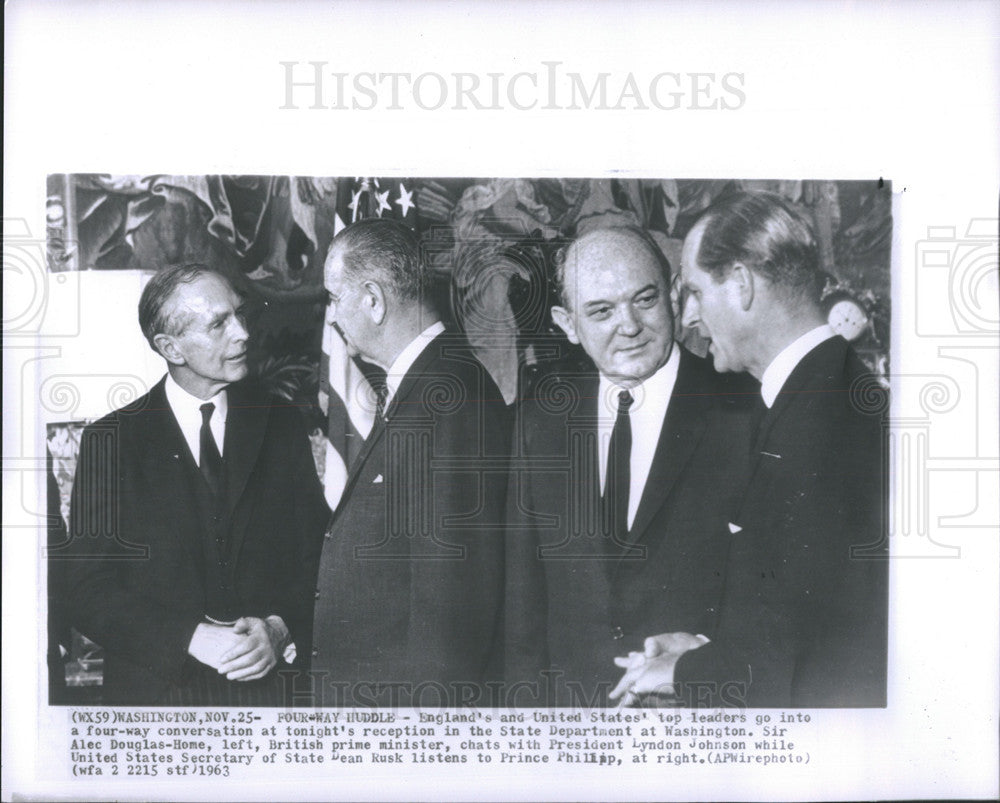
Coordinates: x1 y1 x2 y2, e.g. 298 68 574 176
505 226 754 706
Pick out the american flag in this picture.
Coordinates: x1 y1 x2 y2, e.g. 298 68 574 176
319 177 419 509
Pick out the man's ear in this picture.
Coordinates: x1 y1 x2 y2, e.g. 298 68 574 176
551 305 580 344
730 263 755 311
362 280 387 325
153 333 185 366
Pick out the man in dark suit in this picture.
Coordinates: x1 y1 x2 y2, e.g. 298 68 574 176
62 264 329 705
612 191 888 707
505 226 753 707
309 219 510 707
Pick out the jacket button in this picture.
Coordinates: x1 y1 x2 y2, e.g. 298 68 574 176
611 626 624 640
311 648 319 658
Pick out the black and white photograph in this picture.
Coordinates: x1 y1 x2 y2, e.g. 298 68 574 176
4 2 998 801
43 175 893 711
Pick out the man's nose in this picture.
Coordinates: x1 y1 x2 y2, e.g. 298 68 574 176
681 295 699 328
617 305 642 336
231 316 250 341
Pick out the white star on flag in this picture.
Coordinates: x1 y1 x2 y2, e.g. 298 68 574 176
376 189 392 216
395 183 415 216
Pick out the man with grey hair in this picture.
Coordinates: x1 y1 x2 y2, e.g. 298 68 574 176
63 264 329 705
505 225 753 706
612 191 888 707
309 218 510 707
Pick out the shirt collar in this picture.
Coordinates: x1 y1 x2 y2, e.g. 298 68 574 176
384 320 446 407
760 324 837 408
164 372 228 422
597 344 681 421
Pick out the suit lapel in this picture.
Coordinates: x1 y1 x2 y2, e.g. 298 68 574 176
332 415 387 519
330 332 447 521
739 336 848 518
138 377 206 566
570 372 603 547
382 330 449 423
750 335 848 469
625 349 709 546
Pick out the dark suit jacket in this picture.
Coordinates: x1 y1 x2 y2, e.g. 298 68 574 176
505 346 755 706
675 335 888 707
61 376 330 705
311 330 511 706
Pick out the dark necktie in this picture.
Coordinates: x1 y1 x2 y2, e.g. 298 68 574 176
603 389 634 542
199 402 225 498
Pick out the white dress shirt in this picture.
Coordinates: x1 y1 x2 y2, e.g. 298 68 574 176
383 320 446 413
760 324 837 408
597 346 681 529
164 373 228 464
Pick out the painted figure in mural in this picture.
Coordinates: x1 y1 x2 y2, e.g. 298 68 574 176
63 264 329 705
611 191 888 707
505 226 754 706
309 218 510 707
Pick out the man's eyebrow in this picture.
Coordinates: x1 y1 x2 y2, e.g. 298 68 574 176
582 297 613 310
631 283 659 297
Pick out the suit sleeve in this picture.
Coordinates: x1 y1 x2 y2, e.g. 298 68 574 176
63 422 201 685
262 408 331 655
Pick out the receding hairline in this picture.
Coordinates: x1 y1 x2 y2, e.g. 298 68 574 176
159 272 237 336
139 263 241 352
559 227 667 307
565 227 661 263
324 242 345 272
323 243 361 290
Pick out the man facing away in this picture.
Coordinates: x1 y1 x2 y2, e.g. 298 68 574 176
63 264 329 705
308 219 510 707
505 226 754 707
612 191 888 708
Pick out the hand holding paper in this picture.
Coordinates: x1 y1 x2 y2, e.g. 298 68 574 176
187 622 248 670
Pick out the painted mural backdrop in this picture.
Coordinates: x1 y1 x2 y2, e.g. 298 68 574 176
46 174 892 404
